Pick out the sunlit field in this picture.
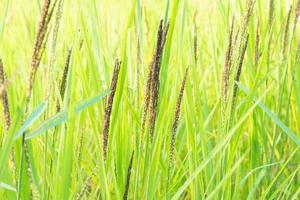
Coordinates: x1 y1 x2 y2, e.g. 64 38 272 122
0 0 300 199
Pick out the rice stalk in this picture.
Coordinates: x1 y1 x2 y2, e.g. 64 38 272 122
20 0 55 198
227 0 253 88
270 5 295 165
0 59 18 188
148 19 168 140
123 151 134 200
76 166 98 200
193 13 198 65
141 20 168 138
136 37 141 104
268 0 275 30
221 17 235 124
25 0 52 111
56 48 72 112
296 0 300 25
229 27 240 77
102 59 121 161
193 31 197 65
254 21 261 70
45 0 58 27
171 67 188 157
77 128 84 166
233 28 240 52
44 3 65 185
229 34 249 127
241 0 255 39
141 57 154 132
46 0 64 98
166 67 188 196
267 0 274 77
290 0 300 46
49 48 72 174
0 58 10 132
161 22 170 49
282 6 292 57
225 1 253 128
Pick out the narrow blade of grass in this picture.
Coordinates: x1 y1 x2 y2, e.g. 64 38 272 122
171 84 271 200
0 182 17 192
237 82 300 147
15 101 48 139
25 89 110 140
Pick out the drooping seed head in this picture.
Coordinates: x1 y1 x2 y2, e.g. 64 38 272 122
161 21 170 50
102 59 121 160
193 13 198 64
26 0 54 114
282 6 292 57
167 67 188 195
171 67 188 160
254 21 261 70
142 20 169 136
148 19 165 140
0 58 10 131
76 166 98 200
123 151 134 200
296 0 300 19
229 34 249 127
56 48 72 112
222 16 235 106
141 57 154 132
268 0 275 30
241 0 255 39
21 1 57 197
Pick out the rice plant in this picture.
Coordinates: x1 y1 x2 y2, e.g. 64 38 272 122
0 0 299 199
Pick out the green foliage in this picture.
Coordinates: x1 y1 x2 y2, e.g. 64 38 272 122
0 0 299 199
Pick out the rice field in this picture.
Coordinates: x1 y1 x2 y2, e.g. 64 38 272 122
0 0 300 199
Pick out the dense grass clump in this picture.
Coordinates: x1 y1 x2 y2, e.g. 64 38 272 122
0 0 300 199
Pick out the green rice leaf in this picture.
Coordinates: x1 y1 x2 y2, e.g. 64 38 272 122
171 85 270 200
0 109 21 177
0 182 16 192
25 89 110 140
15 101 48 139
74 89 110 112
237 82 300 147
